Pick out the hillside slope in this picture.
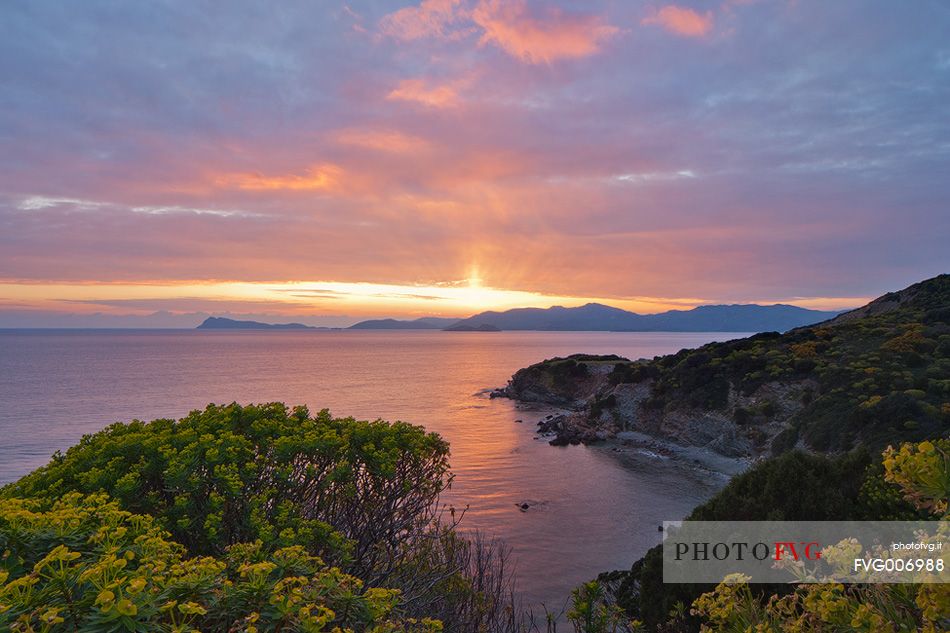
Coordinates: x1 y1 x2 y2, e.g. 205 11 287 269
517 275 950 632
499 274 950 458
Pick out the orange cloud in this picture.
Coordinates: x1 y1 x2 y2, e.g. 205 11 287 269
386 78 462 108
215 163 343 191
642 5 714 38
335 128 431 153
378 0 468 40
471 0 620 63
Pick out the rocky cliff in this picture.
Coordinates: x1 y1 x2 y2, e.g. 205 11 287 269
498 353 812 456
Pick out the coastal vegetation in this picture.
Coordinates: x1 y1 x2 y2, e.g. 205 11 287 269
497 275 949 631
1 404 518 632
5 403 451 579
502 274 950 454
631 281 949 453
2 276 948 632
599 446 940 631
567 439 949 633
4 437 945 632
689 438 949 633
0 493 439 632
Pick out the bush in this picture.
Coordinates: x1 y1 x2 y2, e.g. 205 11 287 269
691 440 950 632
689 450 873 521
599 448 930 630
608 362 660 386
0 404 527 632
882 439 950 516
0 493 440 633
590 394 617 420
566 581 637 633
3 403 451 586
769 427 799 455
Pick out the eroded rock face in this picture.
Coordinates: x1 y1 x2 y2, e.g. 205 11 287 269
603 382 655 431
657 410 752 457
500 355 810 459
539 412 617 446
502 355 621 408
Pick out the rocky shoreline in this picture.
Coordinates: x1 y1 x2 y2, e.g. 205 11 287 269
502 399 750 486
492 353 811 462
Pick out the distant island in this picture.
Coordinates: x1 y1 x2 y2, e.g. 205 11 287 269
437 302 839 332
347 317 459 330
200 303 840 332
196 317 321 330
443 323 501 332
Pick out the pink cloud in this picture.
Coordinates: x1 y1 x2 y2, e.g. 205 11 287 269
334 128 431 153
214 164 344 192
3 0 946 319
642 5 714 38
378 0 469 41
378 0 619 64
386 78 462 108
471 0 620 63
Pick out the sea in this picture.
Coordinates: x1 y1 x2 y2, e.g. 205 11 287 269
0 329 749 609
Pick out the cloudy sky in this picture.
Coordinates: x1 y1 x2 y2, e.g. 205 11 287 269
1 1 948 326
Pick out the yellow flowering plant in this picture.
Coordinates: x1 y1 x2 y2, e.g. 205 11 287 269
691 441 950 632
0 493 441 632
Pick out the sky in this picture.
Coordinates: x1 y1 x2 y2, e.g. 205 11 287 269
1 1 948 327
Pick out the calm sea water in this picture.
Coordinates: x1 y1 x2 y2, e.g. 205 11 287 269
0 329 746 608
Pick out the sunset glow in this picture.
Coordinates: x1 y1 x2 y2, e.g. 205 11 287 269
0 279 870 325
1 1 947 327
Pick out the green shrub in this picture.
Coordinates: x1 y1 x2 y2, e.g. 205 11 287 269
599 449 929 630
0 493 440 633
1 404 524 632
691 440 950 632
608 362 659 386
3 403 451 584
567 581 636 633
769 427 799 455
590 394 618 420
